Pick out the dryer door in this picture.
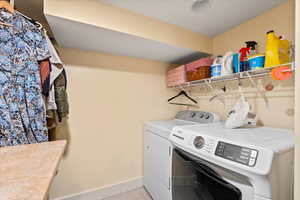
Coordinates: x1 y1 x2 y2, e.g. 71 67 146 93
172 149 254 200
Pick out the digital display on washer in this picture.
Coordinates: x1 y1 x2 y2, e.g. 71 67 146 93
215 142 258 167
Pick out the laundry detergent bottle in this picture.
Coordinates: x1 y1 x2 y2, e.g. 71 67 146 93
265 30 290 68
211 56 223 77
221 52 234 76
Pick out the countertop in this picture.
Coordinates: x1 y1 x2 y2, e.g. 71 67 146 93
0 140 67 200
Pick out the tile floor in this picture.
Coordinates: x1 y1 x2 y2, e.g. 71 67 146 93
103 188 152 200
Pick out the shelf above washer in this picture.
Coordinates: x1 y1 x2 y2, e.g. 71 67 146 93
170 62 295 89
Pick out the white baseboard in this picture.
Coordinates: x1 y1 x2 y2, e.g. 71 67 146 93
52 177 143 200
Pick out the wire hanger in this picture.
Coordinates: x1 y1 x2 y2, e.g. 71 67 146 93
168 90 198 107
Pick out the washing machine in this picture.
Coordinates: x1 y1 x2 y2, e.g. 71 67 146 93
144 110 220 200
170 124 294 200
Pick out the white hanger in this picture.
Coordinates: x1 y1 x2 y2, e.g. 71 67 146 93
204 79 225 105
244 71 269 106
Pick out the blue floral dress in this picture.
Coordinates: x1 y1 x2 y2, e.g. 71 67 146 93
0 9 50 147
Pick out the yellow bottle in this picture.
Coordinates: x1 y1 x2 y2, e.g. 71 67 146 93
264 30 290 68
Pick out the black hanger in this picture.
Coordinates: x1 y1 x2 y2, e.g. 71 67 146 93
168 90 198 104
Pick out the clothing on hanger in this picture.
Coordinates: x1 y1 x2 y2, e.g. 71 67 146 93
42 33 69 128
54 69 69 122
39 58 52 97
47 64 64 110
0 8 50 147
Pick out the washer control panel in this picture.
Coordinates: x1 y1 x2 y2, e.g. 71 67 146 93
215 142 259 167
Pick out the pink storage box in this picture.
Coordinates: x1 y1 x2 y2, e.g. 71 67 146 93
186 57 213 72
166 65 186 87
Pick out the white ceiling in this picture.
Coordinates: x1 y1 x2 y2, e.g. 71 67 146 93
46 15 208 64
101 0 288 37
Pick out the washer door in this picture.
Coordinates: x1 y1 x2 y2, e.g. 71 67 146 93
172 149 248 200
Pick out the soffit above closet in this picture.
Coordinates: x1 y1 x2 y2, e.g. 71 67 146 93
101 0 288 36
46 15 208 64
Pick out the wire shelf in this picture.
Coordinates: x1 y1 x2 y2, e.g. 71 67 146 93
171 62 295 89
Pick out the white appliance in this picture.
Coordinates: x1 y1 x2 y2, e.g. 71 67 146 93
144 111 220 200
170 124 294 200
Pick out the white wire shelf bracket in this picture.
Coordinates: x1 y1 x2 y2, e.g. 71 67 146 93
171 62 295 89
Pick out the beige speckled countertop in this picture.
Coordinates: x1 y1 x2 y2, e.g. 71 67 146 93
0 140 67 200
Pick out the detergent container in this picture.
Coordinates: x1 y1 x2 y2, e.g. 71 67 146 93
248 54 265 70
239 46 250 72
240 61 249 72
221 52 234 76
265 30 290 68
211 56 223 77
232 53 240 73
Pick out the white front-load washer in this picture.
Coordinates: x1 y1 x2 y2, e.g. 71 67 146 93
144 110 220 200
170 124 294 200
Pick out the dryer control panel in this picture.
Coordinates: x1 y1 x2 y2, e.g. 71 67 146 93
215 142 259 167
175 110 220 124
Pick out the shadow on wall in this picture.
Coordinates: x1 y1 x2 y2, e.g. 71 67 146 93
57 47 173 75
49 119 71 157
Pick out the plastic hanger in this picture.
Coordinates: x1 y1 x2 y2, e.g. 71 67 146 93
0 21 12 26
204 80 225 105
244 71 269 106
16 11 43 30
168 90 198 105
0 1 14 27
237 76 244 97
0 1 14 13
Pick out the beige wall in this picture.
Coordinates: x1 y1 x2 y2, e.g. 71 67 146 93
294 0 299 198
186 77 294 129
49 48 178 198
44 0 212 53
213 0 295 56
188 0 295 129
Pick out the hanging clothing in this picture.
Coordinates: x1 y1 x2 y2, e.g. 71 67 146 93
47 64 63 110
44 34 69 126
39 58 51 97
45 34 63 110
0 8 50 147
46 65 64 130
45 35 64 110
54 69 69 122
46 69 69 130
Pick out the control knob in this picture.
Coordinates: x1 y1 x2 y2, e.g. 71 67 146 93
190 112 196 118
193 136 205 149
